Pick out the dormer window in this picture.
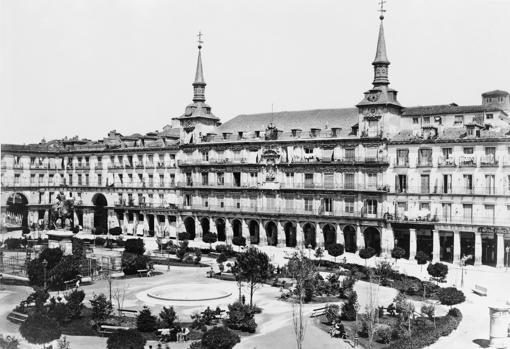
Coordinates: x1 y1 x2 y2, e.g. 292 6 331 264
331 127 341 137
291 129 302 137
222 132 232 140
254 131 261 138
423 116 430 124
486 113 493 120
310 128 320 138
413 117 419 124
238 131 244 139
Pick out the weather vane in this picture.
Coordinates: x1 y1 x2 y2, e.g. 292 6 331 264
197 31 204 49
378 0 386 19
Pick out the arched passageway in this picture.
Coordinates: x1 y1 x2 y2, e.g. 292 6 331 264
183 216 196 240
215 218 226 241
343 225 357 253
323 224 336 249
363 227 381 255
303 223 316 249
92 193 108 232
248 220 259 244
6 193 29 230
284 222 296 247
265 221 278 246
200 217 210 236
232 219 242 238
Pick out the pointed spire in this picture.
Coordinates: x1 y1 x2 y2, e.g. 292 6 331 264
373 19 389 64
193 31 206 102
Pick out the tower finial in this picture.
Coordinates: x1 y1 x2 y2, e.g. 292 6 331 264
378 0 386 20
197 31 204 49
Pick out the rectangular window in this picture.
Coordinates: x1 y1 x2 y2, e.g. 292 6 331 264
285 198 294 211
324 173 334 189
159 174 164 186
463 204 473 223
322 198 332 213
396 174 407 193
345 148 355 160
486 113 493 120
485 205 495 224
419 202 430 211
304 173 314 189
463 174 473 193
345 197 354 214
423 116 430 124
344 173 355 189
97 174 102 186
454 115 464 125
365 200 377 215
442 148 453 159
442 203 452 222
202 173 208 186
463 147 473 155
201 151 209 161
443 174 452 193
396 149 409 167
367 173 377 189
365 147 377 162
304 198 313 212
186 173 192 186
418 148 432 166
485 174 495 195
413 117 419 124
233 172 241 187
267 196 275 210
420 174 430 194
217 172 224 186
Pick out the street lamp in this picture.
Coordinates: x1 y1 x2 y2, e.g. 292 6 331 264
307 244 312 258
505 246 509 272
42 259 48 289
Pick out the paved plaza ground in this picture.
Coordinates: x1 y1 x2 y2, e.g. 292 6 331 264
1 234 510 348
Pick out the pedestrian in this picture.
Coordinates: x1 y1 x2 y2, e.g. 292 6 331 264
241 295 246 304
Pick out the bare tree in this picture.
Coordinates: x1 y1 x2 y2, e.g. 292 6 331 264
112 283 128 316
288 250 316 349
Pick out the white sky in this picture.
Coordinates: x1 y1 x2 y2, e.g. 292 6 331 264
1 0 509 144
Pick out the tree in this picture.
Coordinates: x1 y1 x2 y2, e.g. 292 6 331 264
0 335 20 349
203 233 218 250
159 306 177 328
57 336 71 349
324 304 341 325
176 240 189 261
89 293 112 323
19 313 62 348
287 251 316 349
327 244 345 263
201 326 240 349
391 247 406 263
112 286 127 316
359 247 376 266
341 290 358 321
427 262 448 284
124 239 145 255
415 251 429 271
232 236 246 250
438 287 465 307
314 247 324 267
106 329 146 349
236 247 271 307
136 306 157 332
226 302 257 333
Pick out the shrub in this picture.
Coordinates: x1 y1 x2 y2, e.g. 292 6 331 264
375 324 392 344
327 243 345 262
137 306 157 332
341 290 358 321
203 232 218 248
178 232 190 241
427 262 448 283
226 302 257 333
183 254 195 264
90 293 112 323
359 247 376 260
201 326 241 349
122 253 149 275
124 238 145 255
48 297 68 324
94 237 106 246
232 236 246 247
109 226 122 235
374 260 395 285
19 313 62 347
339 274 357 298
194 250 202 264
391 247 406 261
217 253 228 264
159 306 177 328
215 244 235 258
4 238 24 250
106 329 146 349
65 288 85 319
415 251 429 266
438 287 465 307
421 304 435 319
176 241 189 261
447 307 462 318
324 304 341 325
0 335 20 349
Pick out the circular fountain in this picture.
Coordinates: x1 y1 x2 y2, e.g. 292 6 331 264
146 284 232 302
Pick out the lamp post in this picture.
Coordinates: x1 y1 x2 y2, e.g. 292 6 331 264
307 244 311 259
505 246 509 272
42 259 48 289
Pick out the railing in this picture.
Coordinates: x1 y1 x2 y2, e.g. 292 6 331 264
479 155 498 167
437 156 456 167
176 181 388 192
390 212 509 226
459 155 477 167
393 159 409 168
391 185 505 196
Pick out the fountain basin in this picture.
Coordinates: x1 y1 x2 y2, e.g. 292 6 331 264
147 284 232 302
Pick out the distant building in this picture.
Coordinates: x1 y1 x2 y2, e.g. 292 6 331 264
2 11 509 267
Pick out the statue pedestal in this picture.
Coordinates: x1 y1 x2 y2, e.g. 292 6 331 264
488 304 510 348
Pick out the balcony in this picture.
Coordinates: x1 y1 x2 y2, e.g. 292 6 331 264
479 155 498 167
437 156 456 167
459 155 476 167
393 159 409 168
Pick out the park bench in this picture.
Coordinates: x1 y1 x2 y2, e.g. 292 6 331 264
97 324 130 336
472 284 488 296
81 276 92 284
118 308 138 317
137 269 149 277
7 311 28 324
64 279 77 290
110 272 125 279
310 306 327 318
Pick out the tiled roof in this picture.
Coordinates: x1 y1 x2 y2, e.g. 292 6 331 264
402 104 503 117
217 108 359 135
482 90 509 96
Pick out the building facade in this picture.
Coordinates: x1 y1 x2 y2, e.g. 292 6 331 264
2 14 510 267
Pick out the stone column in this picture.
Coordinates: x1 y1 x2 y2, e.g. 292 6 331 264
409 228 417 261
432 229 440 262
356 225 364 251
176 215 183 233
474 231 482 266
296 223 304 248
123 211 128 233
194 216 203 240
242 220 250 246
258 221 267 246
496 233 504 268
453 230 461 264
225 219 233 244
277 221 285 247
381 227 394 254
488 304 510 348
209 217 217 234
336 223 344 245
316 223 324 248
164 216 170 237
